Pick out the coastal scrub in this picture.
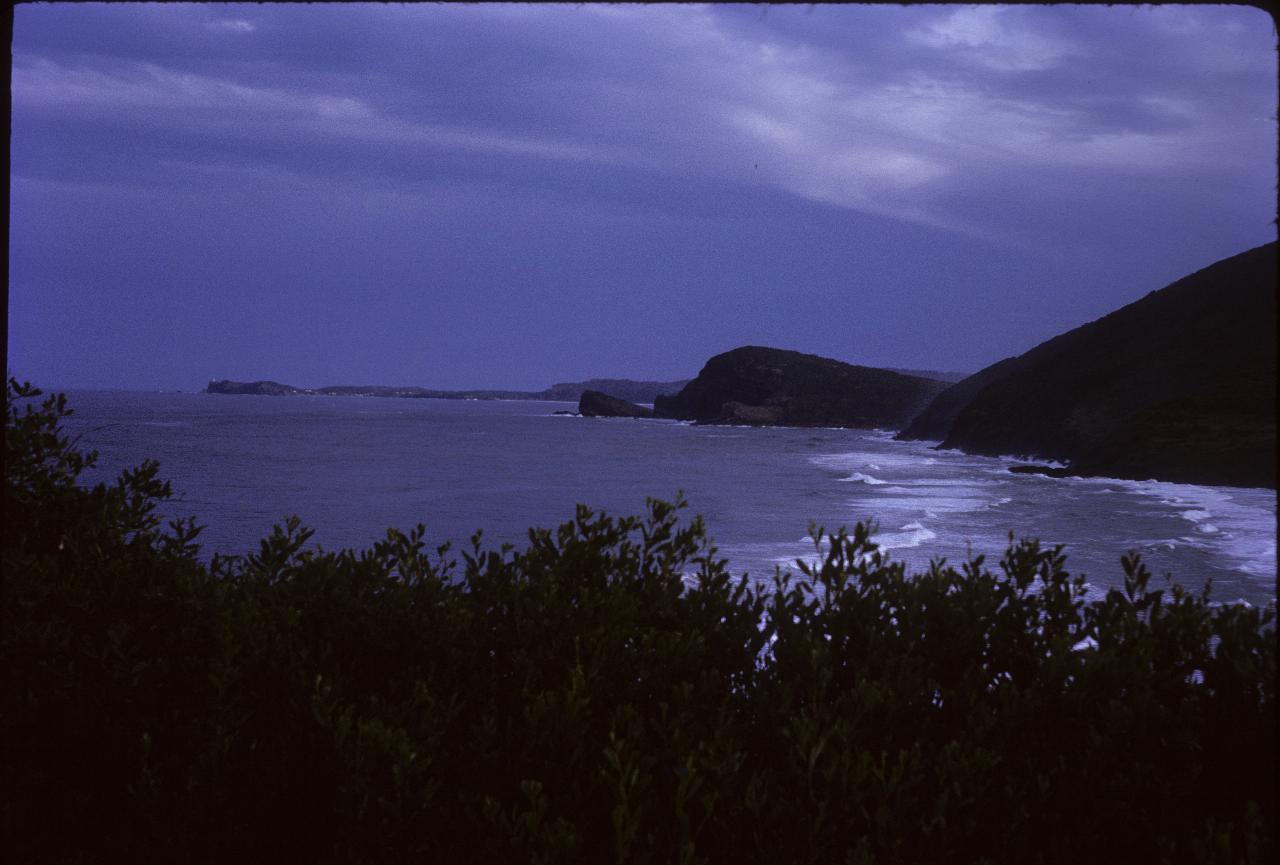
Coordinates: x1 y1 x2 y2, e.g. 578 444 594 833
3 380 1274 864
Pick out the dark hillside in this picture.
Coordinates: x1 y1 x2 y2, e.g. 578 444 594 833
901 242 1277 488
654 346 949 428
896 355 1023 442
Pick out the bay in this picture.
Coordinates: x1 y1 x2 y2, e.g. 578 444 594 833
58 390 1276 608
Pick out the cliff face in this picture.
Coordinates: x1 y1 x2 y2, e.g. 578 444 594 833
901 242 1277 488
653 346 950 429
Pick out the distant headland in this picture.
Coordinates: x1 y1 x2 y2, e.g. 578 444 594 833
208 242 1276 489
205 377 689 404
562 243 1276 489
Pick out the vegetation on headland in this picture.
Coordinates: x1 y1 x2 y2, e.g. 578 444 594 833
3 379 1275 864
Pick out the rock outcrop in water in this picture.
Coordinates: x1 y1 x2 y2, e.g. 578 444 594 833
898 242 1277 489
578 390 653 418
653 346 950 429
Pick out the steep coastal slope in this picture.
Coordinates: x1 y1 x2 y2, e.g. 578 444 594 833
901 242 1277 488
654 346 950 428
896 357 1023 442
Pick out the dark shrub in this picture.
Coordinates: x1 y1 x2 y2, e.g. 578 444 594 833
3 380 1274 863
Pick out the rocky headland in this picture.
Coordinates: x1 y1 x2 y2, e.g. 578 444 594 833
578 390 653 418
653 346 951 429
899 242 1277 489
208 243 1276 489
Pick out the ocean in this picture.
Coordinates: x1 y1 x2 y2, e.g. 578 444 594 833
56 390 1277 608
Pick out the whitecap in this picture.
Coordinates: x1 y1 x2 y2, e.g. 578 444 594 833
875 521 937 551
864 488 994 516
1068 476 1276 580
995 452 1069 468
809 450 937 473
901 477 1001 487
839 472 886 485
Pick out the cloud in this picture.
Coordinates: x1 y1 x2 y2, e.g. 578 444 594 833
10 4 1275 245
907 6 1079 72
629 6 1273 237
11 54 634 169
8 3 1276 391
12 56 310 113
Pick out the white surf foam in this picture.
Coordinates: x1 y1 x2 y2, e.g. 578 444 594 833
839 472 886 485
900 477 1001 487
1074 476 1277 581
875 521 937 551
869 486 994 516
809 450 937 474
994 452 1069 468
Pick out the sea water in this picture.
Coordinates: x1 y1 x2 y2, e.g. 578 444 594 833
56 391 1277 608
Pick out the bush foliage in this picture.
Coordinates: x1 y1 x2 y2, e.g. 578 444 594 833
2 380 1275 864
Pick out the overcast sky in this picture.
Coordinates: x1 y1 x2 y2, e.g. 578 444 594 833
9 3 1277 390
